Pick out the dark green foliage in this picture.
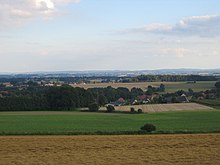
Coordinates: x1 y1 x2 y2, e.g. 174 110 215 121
146 85 165 94
106 105 115 112
159 83 165 92
140 123 156 132
130 107 135 113
88 103 99 112
117 87 130 99
97 94 108 106
215 82 220 89
0 96 48 111
188 88 194 95
136 75 217 82
130 87 144 98
137 109 143 113
46 85 76 110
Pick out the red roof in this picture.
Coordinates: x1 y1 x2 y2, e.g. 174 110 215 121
118 97 125 103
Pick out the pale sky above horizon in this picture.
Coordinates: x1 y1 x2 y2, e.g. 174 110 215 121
0 0 220 72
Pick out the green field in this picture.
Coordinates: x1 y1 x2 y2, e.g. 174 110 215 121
194 99 220 109
195 99 220 106
164 81 216 93
0 110 219 135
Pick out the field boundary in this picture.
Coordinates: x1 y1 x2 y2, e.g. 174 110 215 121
0 130 220 136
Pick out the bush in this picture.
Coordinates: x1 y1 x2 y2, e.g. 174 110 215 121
88 103 99 112
140 123 156 132
215 82 220 89
137 109 143 113
130 107 135 113
106 105 115 112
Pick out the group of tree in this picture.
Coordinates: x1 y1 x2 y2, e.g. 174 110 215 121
0 85 147 111
0 75 218 86
1 81 219 111
146 84 165 95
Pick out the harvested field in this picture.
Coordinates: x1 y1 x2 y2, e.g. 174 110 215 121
114 103 213 113
71 82 179 91
70 81 216 92
0 134 219 165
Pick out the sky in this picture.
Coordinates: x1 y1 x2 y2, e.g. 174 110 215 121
0 0 220 72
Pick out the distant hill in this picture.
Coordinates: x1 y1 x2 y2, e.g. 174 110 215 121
0 68 220 78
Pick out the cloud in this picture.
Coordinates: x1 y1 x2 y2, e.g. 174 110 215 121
161 48 191 58
0 0 80 27
129 14 220 37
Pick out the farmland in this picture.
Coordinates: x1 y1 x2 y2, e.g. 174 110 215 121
0 110 219 135
0 134 219 165
113 103 213 113
195 99 220 108
71 81 216 92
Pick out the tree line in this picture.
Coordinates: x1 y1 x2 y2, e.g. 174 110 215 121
133 75 218 82
0 85 147 111
0 75 218 85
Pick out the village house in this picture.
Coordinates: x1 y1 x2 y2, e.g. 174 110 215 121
176 94 189 103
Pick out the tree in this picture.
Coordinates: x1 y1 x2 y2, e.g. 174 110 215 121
88 103 99 112
97 94 107 106
137 109 143 113
140 123 156 132
45 85 76 110
106 105 115 112
130 107 135 113
146 88 153 95
159 84 165 92
215 82 220 89
130 87 144 98
188 88 194 95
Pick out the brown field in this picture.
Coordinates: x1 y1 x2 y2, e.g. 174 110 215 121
0 134 219 165
71 82 178 90
112 103 213 113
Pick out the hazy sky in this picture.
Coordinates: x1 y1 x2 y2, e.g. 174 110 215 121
0 0 220 72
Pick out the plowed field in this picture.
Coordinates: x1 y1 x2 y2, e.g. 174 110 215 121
0 134 219 165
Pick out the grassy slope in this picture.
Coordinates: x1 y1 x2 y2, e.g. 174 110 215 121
195 99 220 107
0 110 219 134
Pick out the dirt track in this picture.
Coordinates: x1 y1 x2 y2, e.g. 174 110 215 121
0 134 219 165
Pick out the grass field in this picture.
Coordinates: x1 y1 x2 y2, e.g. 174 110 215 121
0 110 219 134
165 81 216 92
0 134 219 164
195 99 220 107
71 81 216 92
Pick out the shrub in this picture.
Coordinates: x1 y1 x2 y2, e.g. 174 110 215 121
106 105 115 112
140 123 156 132
88 103 99 112
130 107 135 113
215 82 220 89
137 109 143 113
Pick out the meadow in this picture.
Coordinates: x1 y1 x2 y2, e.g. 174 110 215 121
0 110 219 135
71 81 216 92
195 99 220 108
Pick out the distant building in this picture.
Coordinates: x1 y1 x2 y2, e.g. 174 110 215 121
176 94 189 103
3 82 13 87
